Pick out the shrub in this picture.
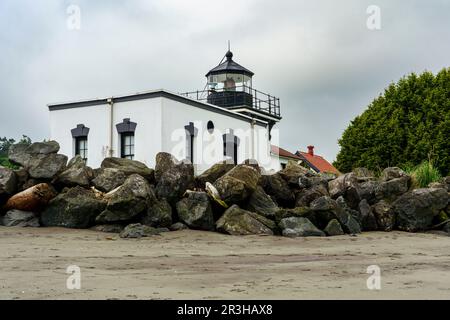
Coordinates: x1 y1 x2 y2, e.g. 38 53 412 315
405 161 442 188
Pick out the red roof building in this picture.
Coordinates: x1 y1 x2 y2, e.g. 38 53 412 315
296 146 340 175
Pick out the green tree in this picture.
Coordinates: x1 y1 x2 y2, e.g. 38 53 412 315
0 135 32 168
334 69 450 176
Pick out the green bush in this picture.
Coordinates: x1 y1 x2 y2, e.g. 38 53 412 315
334 69 450 176
405 161 442 188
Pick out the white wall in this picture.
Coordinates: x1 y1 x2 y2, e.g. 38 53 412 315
160 97 273 173
49 104 110 168
49 93 278 173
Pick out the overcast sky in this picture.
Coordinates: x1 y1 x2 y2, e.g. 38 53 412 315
1 0 449 162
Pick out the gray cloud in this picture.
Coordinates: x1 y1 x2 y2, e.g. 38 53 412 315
1 0 449 162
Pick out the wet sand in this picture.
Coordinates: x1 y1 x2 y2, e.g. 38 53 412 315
0 226 449 300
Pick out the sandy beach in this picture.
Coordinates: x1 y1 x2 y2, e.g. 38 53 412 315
0 226 449 300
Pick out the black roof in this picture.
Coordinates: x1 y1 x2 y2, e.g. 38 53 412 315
205 51 254 78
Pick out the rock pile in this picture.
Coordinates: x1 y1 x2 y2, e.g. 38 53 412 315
1 141 449 238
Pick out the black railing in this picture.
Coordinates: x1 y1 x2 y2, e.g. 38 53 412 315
180 85 281 118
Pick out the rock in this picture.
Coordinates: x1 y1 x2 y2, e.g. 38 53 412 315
324 219 345 236
443 222 450 234
101 157 154 181
275 207 317 225
310 196 336 211
392 188 449 232
40 186 106 228
310 196 360 234
27 153 68 179
141 198 173 228
4 183 57 212
8 141 60 167
56 155 93 187
295 183 329 207
428 182 446 189
336 196 362 223
352 167 374 179
91 168 127 193
278 160 311 187
371 200 395 231
176 191 214 230
91 224 124 233
245 186 278 219
119 223 161 238
216 205 276 235
357 180 380 204
213 164 260 206
96 174 154 223
279 217 325 237
13 168 29 191
358 199 378 231
442 176 450 192
328 172 358 199
2 210 40 227
169 222 189 231
375 176 410 201
0 166 17 199
260 173 295 207
381 167 408 182
155 153 195 205
195 160 234 186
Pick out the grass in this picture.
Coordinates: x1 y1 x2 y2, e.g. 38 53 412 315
0 156 18 169
404 160 442 189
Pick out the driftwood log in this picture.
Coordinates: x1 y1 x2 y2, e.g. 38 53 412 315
4 183 57 212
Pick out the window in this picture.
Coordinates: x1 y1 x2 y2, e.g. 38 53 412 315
75 136 88 161
185 122 198 164
71 124 90 162
121 133 135 160
207 121 214 133
223 131 240 165
116 118 137 160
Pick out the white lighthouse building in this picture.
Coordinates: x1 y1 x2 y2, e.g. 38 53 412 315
48 50 282 173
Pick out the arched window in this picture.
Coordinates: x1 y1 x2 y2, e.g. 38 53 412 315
116 118 137 160
223 130 240 165
184 122 198 164
71 124 89 161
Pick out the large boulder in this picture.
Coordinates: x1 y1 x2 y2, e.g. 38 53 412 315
195 160 235 187
119 223 161 239
176 191 214 231
4 183 57 212
328 172 361 209
213 164 260 206
310 196 361 234
278 160 311 187
154 153 195 205
27 153 68 179
324 219 345 236
91 224 124 233
357 180 380 205
141 198 173 228
375 176 410 201
358 199 378 231
55 155 93 187
2 210 40 227
0 166 17 201
9 141 67 179
279 217 325 237
371 200 395 231
216 205 276 235
381 167 408 182
92 168 127 192
40 186 106 228
295 183 329 207
245 186 278 219
8 141 60 167
96 174 154 223
101 157 154 181
275 207 317 226
260 173 295 207
392 188 449 232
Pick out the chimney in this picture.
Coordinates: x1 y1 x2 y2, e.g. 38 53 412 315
307 145 314 156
